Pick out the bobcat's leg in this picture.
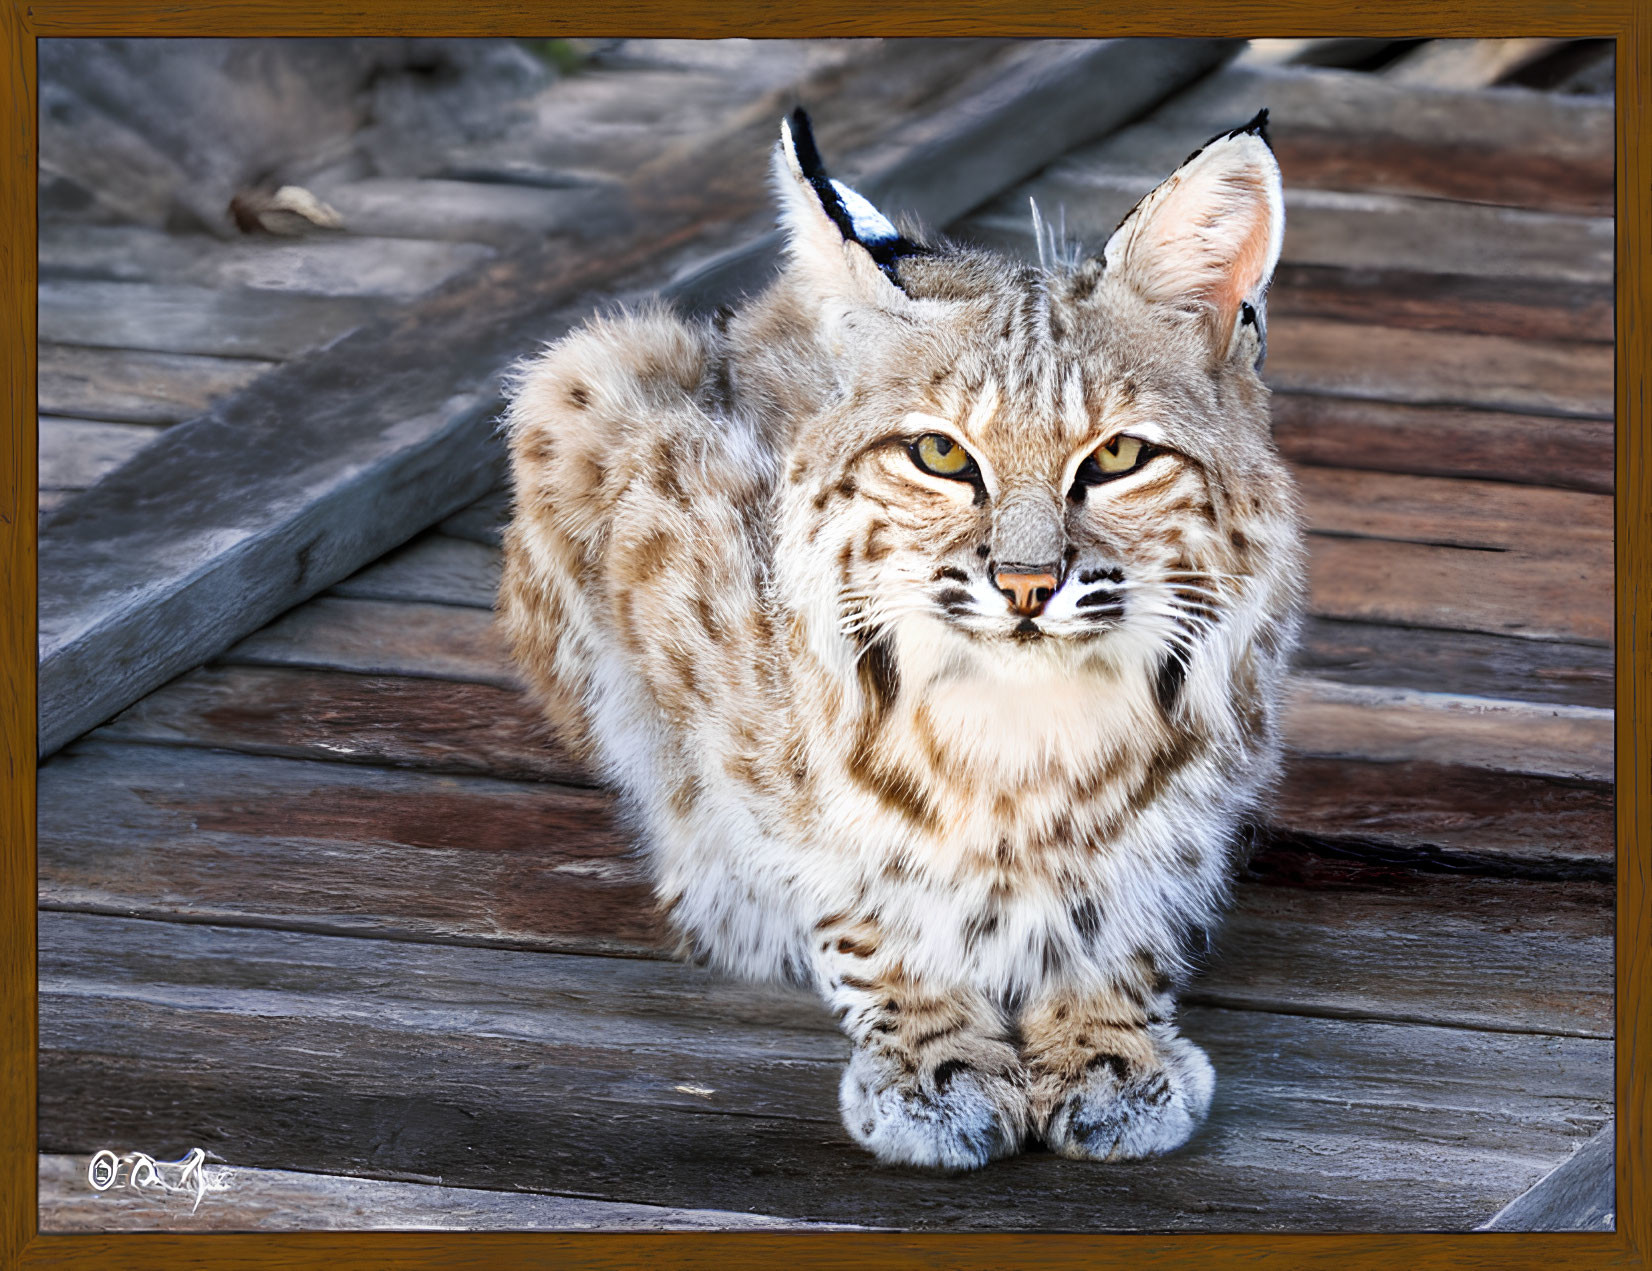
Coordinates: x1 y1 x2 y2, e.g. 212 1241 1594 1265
1021 969 1213 1162
817 921 1028 1170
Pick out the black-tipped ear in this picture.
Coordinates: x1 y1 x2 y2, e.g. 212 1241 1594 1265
777 108 930 285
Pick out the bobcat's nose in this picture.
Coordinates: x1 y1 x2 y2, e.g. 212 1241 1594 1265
995 568 1058 618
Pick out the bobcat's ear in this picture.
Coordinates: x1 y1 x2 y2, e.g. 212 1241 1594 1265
772 108 925 306
1102 110 1284 369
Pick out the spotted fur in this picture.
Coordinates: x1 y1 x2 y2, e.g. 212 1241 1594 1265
500 110 1303 1170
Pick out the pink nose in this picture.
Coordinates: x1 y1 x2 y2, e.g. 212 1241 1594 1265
995 571 1057 617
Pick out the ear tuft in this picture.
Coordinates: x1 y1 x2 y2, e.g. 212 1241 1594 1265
776 108 928 287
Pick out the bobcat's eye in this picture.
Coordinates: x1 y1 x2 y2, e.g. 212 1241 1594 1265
1074 435 1154 487
909 433 977 480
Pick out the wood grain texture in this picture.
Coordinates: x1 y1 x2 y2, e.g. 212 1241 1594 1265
99 666 589 785
36 1154 871 1232
302 178 607 248
37 418 159 491
438 485 512 546
328 533 499 609
1480 1120 1615 1231
1268 264 1614 344
34 913 1610 1232
1297 466 1613 553
1265 317 1614 419
1270 395 1614 495
38 739 659 954
37 343 275 425
223 596 515 686
1270 758 1613 876
37 223 498 299
1210 847 1612 1035
1284 677 1613 783
38 281 385 360
1 2 36 1267
1025 59 1614 214
1296 617 1614 710
1306 535 1613 644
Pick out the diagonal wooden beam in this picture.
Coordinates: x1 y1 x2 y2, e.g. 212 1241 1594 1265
1479 1118 1615 1231
37 38 1235 758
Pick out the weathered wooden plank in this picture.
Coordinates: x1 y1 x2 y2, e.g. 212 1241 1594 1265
1269 264 1614 344
100 667 585 786
1210 846 1611 1034
1270 395 1614 496
328 533 499 609
1285 678 1614 784
1306 536 1613 645
38 280 386 361
40 490 73 519
38 418 159 491
1296 617 1614 711
39 740 658 954
37 344 276 425
438 485 512 547
1020 61 1614 215
1271 757 1613 877
36 914 1609 1231
960 181 1613 286
1480 1119 1615 1231
1382 38 1572 89
1298 466 1612 554
37 1154 868 1232
38 38 1234 759
1266 317 1613 419
302 178 607 249
401 58 860 185
95 664 1615 874
224 597 514 687
38 223 497 299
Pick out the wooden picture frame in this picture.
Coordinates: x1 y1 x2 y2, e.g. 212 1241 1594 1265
2 6 1645 1268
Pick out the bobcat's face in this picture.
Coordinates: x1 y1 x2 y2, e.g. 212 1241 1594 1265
795 260 1295 683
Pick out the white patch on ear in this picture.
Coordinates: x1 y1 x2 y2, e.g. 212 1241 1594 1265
772 118 905 308
1103 127 1284 360
830 180 898 243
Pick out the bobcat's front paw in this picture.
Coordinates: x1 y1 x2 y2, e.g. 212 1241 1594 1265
839 1042 1028 1171
1037 1025 1214 1161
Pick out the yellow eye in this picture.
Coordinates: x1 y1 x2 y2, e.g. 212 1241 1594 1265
1093 435 1145 474
1072 435 1157 494
911 433 975 479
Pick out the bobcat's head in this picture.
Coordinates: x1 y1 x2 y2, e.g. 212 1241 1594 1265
755 110 1303 706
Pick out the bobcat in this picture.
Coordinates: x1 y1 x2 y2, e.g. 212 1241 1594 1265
499 109 1304 1171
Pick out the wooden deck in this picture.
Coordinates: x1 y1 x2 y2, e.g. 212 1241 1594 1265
35 38 1615 1232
